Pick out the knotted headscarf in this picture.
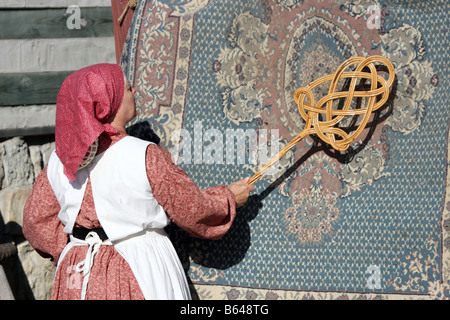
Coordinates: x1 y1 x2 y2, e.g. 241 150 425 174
55 63 125 181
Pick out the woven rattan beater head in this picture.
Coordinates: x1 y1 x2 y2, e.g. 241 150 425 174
247 55 395 185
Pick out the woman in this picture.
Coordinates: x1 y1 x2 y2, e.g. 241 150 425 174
23 63 255 300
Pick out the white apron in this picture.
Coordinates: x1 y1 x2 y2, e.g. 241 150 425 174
47 136 191 300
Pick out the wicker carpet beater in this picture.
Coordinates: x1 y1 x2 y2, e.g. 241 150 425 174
247 55 396 185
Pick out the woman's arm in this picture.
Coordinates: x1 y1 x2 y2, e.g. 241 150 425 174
22 167 68 265
145 144 247 240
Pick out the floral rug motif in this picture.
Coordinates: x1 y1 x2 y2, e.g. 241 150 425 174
121 0 450 299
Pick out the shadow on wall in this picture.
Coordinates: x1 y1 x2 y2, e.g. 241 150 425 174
126 121 161 145
0 214 34 300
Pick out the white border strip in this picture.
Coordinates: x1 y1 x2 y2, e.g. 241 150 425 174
443 124 450 284
193 283 434 300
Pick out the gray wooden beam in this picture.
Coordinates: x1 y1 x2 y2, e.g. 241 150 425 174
0 7 114 39
0 105 56 138
0 37 116 73
0 71 73 106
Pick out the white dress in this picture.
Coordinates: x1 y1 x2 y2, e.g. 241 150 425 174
47 136 191 300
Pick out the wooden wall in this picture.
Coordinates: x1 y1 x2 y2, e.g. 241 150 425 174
0 0 116 138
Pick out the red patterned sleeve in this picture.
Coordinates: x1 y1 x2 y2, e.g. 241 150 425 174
145 144 237 240
23 167 68 265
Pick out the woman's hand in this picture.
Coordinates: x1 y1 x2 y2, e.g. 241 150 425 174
228 177 256 208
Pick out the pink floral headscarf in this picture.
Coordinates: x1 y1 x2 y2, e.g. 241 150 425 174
55 63 125 181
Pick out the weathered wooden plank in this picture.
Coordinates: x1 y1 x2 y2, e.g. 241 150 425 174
0 71 73 106
0 37 116 73
0 7 114 39
0 125 55 138
0 105 56 138
0 0 111 8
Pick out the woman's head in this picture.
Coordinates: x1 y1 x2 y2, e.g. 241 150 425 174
55 63 127 181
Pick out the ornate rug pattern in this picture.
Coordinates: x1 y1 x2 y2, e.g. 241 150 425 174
121 0 449 299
